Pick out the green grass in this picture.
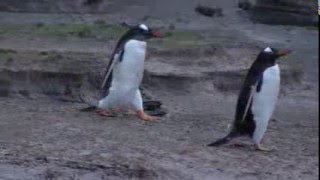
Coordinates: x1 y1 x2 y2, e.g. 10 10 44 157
164 30 203 41
151 30 207 49
33 23 127 39
0 48 17 54
0 48 17 61
0 23 207 50
0 23 128 39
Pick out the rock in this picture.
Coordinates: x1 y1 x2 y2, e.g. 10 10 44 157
195 6 224 17
238 0 318 26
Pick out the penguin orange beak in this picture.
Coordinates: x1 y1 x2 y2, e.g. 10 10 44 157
277 49 291 57
151 32 163 38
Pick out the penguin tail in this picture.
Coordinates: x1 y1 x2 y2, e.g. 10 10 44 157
207 131 238 147
80 106 97 112
78 94 99 112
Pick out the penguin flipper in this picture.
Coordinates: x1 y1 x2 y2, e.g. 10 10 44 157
239 76 262 122
256 76 263 92
101 50 124 97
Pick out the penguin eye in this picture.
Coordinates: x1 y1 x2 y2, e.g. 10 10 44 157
141 28 148 33
139 28 150 35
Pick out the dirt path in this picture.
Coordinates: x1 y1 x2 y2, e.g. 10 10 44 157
0 1 318 179
0 86 318 179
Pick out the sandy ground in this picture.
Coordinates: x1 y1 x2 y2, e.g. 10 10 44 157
0 1 319 179
0 85 318 179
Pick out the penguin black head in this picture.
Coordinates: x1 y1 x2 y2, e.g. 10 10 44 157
121 23 163 40
136 24 162 38
257 47 291 64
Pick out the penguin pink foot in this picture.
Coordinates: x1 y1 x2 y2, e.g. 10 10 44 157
126 110 137 115
137 110 156 121
97 109 115 117
254 144 271 152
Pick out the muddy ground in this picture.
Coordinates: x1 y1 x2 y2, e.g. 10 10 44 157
0 1 319 179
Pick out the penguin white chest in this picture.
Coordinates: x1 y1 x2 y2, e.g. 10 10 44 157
252 64 280 143
113 39 146 87
98 39 147 110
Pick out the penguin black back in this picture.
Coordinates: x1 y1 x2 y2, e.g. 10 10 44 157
101 24 161 97
208 47 291 147
233 48 278 135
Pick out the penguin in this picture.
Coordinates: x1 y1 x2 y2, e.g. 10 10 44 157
208 47 291 151
83 23 162 121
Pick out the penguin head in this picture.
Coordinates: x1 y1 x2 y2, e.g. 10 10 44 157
258 47 291 63
136 24 162 38
122 23 163 40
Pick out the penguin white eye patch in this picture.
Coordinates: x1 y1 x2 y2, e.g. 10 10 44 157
139 24 149 31
264 47 273 53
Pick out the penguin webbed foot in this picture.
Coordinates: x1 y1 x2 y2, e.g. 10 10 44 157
254 144 272 152
137 110 156 121
97 109 117 117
